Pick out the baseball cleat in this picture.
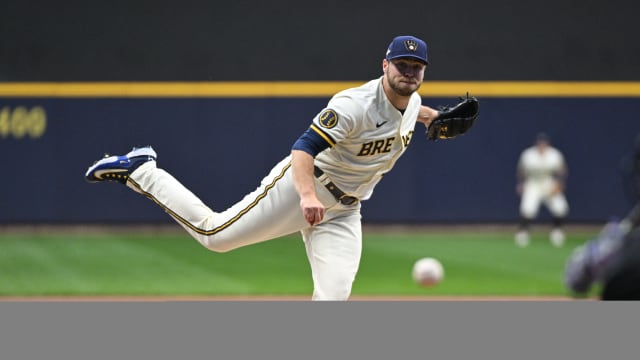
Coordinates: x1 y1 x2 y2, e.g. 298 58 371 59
85 146 157 184
514 230 530 247
550 229 565 247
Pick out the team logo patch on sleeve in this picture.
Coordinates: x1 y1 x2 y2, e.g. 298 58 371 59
318 109 338 129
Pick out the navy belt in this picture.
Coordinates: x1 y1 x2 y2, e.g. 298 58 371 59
314 166 359 206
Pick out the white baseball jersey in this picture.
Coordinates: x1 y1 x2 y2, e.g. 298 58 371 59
313 77 421 200
126 77 422 300
517 145 569 218
518 145 565 184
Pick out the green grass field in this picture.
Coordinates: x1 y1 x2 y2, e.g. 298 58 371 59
0 226 601 298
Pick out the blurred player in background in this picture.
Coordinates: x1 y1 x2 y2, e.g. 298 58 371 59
565 134 640 300
515 132 569 247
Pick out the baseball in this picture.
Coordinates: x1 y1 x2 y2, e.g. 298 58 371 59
412 257 444 287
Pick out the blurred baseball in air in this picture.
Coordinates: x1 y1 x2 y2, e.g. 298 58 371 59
412 257 444 287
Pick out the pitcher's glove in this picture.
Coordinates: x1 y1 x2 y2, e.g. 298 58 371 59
426 93 479 141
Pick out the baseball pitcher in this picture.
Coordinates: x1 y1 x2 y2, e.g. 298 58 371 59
85 35 479 300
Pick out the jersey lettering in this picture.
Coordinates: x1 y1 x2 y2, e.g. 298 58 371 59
357 137 395 156
402 131 414 147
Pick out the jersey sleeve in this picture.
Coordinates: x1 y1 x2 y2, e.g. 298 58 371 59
309 96 361 147
291 127 331 157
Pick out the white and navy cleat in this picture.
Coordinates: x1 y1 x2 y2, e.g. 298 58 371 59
85 146 157 184
515 230 530 247
550 229 566 247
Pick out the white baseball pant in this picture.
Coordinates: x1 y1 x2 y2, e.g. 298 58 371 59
127 156 362 300
520 180 569 219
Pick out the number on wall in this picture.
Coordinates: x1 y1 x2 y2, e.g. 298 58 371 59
0 106 47 139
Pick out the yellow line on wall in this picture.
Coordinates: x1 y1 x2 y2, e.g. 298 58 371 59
425 81 640 97
1 81 640 97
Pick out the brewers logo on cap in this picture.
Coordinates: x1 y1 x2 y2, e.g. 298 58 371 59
385 35 428 64
404 39 418 52
319 109 338 129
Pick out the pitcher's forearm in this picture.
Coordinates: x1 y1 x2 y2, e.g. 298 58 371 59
291 150 317 199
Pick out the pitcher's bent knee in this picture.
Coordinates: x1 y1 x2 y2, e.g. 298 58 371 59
197 236 236 253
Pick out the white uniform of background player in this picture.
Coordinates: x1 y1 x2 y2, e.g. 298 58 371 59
515 133 569 247
86 35 440 300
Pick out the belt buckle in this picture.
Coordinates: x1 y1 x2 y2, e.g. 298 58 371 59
339 194 358 206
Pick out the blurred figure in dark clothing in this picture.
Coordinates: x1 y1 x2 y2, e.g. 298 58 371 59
565 135 640 300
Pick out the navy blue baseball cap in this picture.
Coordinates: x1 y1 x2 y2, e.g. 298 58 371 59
385 35 428 65
536 132 550 142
